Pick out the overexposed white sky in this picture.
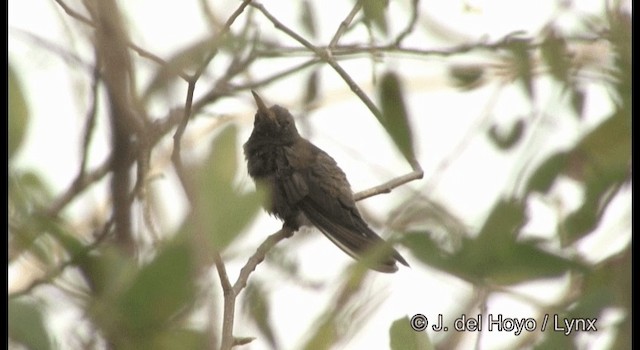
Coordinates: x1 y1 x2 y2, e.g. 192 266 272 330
9 0 630 349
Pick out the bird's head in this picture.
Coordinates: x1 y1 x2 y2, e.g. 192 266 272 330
250 90 300 144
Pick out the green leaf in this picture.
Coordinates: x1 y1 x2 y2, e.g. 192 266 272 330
207 124 238 183
378 71 416 163
607 8 631 114
540 27 571 83
197 124 265 250
304 70 320 105
560 111 630 242
476 199 526 243
525 152 568 194
389 317 433 350
8 299 52 350
487 119 525 150
362 0 388 34
302 320 337 350
151 329 207 350
402 233 467 277
570 86 586 119
403 228 586 285
533 328 573 349
506 38 534 100
243 281 277 348
573 111 630 181
81 245 137 298
300 0 318 37
116 241 194 333
9 64 30 159
448 64 485 90
482 241 586 285
8 171 71 264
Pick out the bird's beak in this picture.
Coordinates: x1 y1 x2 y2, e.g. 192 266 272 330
251 90 277 124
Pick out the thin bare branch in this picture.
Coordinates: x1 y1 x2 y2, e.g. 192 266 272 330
216 252 236 350
393 0 420 46
251 2 384 131
9 215 115 299
232 227 293 295
353 165 424 201
329 0 362 48
78 62 101 176
53 0 94 27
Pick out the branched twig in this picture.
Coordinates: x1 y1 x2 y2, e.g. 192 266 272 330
251 2 383 124
393 0 420 46
45 157 112 217
255 32 606 60
165 2 256 349
9 215 116 299
233 58 321 91
172 0 254 172
52 0 190 81
53 0 94 26
329 0 362 48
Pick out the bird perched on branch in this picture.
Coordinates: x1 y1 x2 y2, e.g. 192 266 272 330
243 90 409 273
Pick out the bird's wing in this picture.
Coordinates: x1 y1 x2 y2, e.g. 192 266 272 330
283 142 404 273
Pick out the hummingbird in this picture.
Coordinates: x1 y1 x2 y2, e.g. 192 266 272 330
243 91 409 273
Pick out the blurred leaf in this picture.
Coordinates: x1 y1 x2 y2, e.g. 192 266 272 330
525 152 568 194
304 69 320 105
85 243 198 350
378 71 416 163
8 299 52 350
404 229 586 285
573 111 630 181
570 86 586 119
387 197 466 253
243 281 277 348
8 171 70 264
533 328 573 349
487 119 525 150
303 321 337 350
402 233 467 277
151 329 207 350
540 27 571 82
482 241 586 285
448 64 485 90
362 0 388 34
607 8 631 113
561 193 600 243
476 199 526 243
82 246 137 298
561 111 630 242
116 241 194 334
142 37 225 102
302 265 371 350
608 251 632 350
197 124 265 250
9 64 30 159
506 38 534 100
208 124 238 183
389 316 433 350
300 0 317 37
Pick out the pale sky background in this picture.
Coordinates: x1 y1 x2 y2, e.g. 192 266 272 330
9 0 631 349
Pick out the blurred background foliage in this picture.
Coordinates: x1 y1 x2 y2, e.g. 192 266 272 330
9 0 630 349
